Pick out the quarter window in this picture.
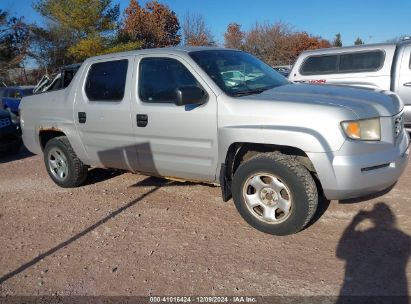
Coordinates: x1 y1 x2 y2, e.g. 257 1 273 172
85 59 128 101
139 58 200 103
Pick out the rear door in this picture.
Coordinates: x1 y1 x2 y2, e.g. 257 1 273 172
397 45 411 106
129 54 219 182
73 56 136 170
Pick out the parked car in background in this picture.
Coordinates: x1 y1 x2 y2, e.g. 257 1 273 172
1 86 34 115
0 108 21 155
0 87 6 100
20 47 409 235
289 37 411 131
273 66 291 77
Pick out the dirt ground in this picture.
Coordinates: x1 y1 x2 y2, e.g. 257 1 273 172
0 147 410 299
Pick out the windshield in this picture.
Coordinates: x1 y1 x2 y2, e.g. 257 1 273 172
189 50 289 96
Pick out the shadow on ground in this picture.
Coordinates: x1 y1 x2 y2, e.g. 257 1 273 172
0 177 168 285
83 168 125 186
336 202 410 303
0 146 34 164
304 197 331 230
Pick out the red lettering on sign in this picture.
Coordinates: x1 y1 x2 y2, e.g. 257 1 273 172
308 79 327 84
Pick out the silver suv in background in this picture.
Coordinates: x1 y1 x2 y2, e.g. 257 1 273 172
289 38 411 131
20 47 409 235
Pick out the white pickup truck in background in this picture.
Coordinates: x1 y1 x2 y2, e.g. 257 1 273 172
289 38 411 131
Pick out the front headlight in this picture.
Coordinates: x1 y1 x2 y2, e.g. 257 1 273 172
341 118 381 141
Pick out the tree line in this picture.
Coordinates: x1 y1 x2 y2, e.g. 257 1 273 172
1 0 368 83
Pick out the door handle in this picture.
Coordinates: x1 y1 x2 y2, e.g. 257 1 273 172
404 82 411 87
78 112 86 124
136 114 148 127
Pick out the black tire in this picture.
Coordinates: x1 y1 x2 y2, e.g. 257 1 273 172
43 136 88 188
232 151 318 236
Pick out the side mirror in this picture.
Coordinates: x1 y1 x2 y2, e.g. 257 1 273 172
175 86 207 106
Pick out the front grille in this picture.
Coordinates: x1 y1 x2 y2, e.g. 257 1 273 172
0 117 11 128
394 114 404 138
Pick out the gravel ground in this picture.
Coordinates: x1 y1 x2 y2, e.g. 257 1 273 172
0 147 410 298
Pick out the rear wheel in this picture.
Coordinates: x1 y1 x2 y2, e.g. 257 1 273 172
232 152 318 235
44 136 88 187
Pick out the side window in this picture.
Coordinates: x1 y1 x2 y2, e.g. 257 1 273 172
300 55 338 75
139 57 200 103
85 59 128 101
339 51 384 72
63 70 76 88
49 77 62 91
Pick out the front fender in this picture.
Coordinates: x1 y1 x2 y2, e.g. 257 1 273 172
217 125 346 181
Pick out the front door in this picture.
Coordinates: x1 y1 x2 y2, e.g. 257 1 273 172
129 55 219 183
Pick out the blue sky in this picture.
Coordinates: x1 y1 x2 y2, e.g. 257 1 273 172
2 0 410 46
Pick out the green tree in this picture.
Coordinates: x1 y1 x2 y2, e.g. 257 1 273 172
34 0 141 61
333 33 342 47
354 37 364 45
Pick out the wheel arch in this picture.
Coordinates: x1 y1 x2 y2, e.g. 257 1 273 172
219 142 322 202
39 129 67 151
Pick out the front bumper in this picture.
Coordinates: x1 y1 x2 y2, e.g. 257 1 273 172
308 130 409 200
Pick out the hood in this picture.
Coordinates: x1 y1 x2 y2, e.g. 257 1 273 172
244 83 403 118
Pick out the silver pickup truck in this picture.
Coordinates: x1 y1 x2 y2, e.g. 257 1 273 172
289 38 411 132
20 47 409 235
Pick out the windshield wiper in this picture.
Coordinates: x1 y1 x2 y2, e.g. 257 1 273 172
230 85 277 97
231 88 265 97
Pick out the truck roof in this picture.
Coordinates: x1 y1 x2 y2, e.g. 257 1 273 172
83 46 236 62
299 39 411 55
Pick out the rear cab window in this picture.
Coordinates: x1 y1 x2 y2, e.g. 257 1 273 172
300 50 385 75
85 59 128 102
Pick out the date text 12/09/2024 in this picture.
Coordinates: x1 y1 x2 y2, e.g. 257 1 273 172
149 296 257 303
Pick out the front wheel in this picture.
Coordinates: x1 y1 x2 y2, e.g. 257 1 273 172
232 152 318 236
43 136 88 188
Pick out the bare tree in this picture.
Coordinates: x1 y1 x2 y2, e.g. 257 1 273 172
224 23 244 49
0 10 32 74
182 12 214 46
236 21 330 66
242 22 293 66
